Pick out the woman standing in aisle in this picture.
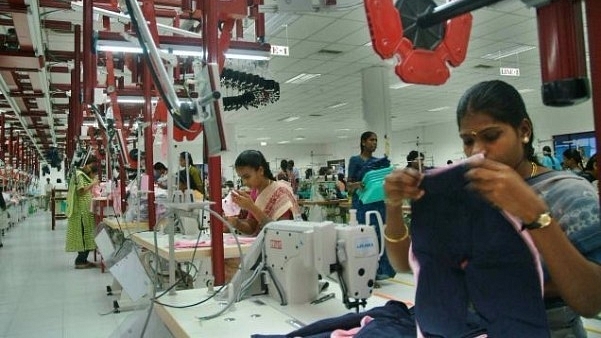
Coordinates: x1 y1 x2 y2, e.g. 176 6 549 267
226 150 299 236
347 131 395 280
384 80 601 337
65 156 99 269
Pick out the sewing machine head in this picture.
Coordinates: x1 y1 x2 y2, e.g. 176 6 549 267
229 220 379 311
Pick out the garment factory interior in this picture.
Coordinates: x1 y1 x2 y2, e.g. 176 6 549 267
1 0 601 337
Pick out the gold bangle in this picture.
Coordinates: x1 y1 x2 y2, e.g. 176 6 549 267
383 224 409 243
385 198 404 207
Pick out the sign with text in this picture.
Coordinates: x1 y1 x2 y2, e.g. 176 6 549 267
500 67 520 77
271 44 290 56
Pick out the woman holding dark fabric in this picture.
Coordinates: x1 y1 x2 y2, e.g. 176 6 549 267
347 131 395 280
65 156 99 269
384 80 601 337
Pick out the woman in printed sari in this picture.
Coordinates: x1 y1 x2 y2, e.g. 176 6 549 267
226 150 299 236
65 156 99 269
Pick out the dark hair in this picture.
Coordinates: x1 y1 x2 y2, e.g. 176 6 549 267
406 150 424 163
235 150 275 181
280 159 288 171
456 80 537 163
542 146 552 154
180 152 193 165
0 187 5 211
154 162 167 171
85 156 98 165
337 173 346 183
563 149 584 169
359 131 376 152
584 153 597 171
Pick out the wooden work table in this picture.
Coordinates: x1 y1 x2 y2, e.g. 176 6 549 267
102 217 149 231
130 231 254 262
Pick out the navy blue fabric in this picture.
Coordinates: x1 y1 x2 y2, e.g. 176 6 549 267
410 164 550 337
251 300 416 338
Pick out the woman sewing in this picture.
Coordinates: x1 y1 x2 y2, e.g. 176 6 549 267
226 150 299 236
384 80 601 337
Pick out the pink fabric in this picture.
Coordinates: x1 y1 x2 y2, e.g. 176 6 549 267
174 235 256 248
330 316 373 338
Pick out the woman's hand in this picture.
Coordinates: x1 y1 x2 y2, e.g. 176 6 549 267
465 157 547 222
230 190 254 210
384 168 424 205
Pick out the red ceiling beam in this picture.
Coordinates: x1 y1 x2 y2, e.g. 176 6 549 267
0 2 27 13
8 91 45 98
11 12 33 53
39 0 71 9
0 54 42 70
42 20 73 32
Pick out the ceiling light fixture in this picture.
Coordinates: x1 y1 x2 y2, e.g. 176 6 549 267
117 97 159 104
427 106 450 112
481 45 536 60
285 73 321 84
281 116 300 122
327 102 348 109
95 40 270 60
260 141 267 146
277 140 290 144
389 81 413 89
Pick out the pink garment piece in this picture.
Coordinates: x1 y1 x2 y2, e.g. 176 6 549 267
174 235 256 248
330 315 374 338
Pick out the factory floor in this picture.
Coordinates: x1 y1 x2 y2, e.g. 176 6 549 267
0 210 135 338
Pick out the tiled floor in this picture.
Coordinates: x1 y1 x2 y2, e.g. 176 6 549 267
0 210 138 338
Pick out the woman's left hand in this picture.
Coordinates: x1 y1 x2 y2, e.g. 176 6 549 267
465 157 547 222
230 190 254 210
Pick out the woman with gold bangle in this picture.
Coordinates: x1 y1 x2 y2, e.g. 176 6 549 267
384 80 601 337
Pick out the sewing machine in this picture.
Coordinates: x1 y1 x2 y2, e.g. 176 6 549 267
227 220 380 313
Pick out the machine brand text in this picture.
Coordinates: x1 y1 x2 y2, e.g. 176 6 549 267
270 239 282 250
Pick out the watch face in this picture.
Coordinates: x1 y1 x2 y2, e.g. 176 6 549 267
539 213 552 227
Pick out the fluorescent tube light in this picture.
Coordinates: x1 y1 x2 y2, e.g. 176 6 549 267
481 45 536 60
224 50 271 61
277 140 290 144
283 116 300 122
285 73 321 84
427 106 450 112
390 81 413 89
96 40 270 60
327 102 348 109
117 97 159 104
260 141 267 146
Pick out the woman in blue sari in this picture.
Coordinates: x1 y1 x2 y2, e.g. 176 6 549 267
347 131 395 280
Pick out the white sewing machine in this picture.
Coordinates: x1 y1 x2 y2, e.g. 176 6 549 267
227 220 380 312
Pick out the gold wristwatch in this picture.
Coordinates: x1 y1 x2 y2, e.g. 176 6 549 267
522 212 552 230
